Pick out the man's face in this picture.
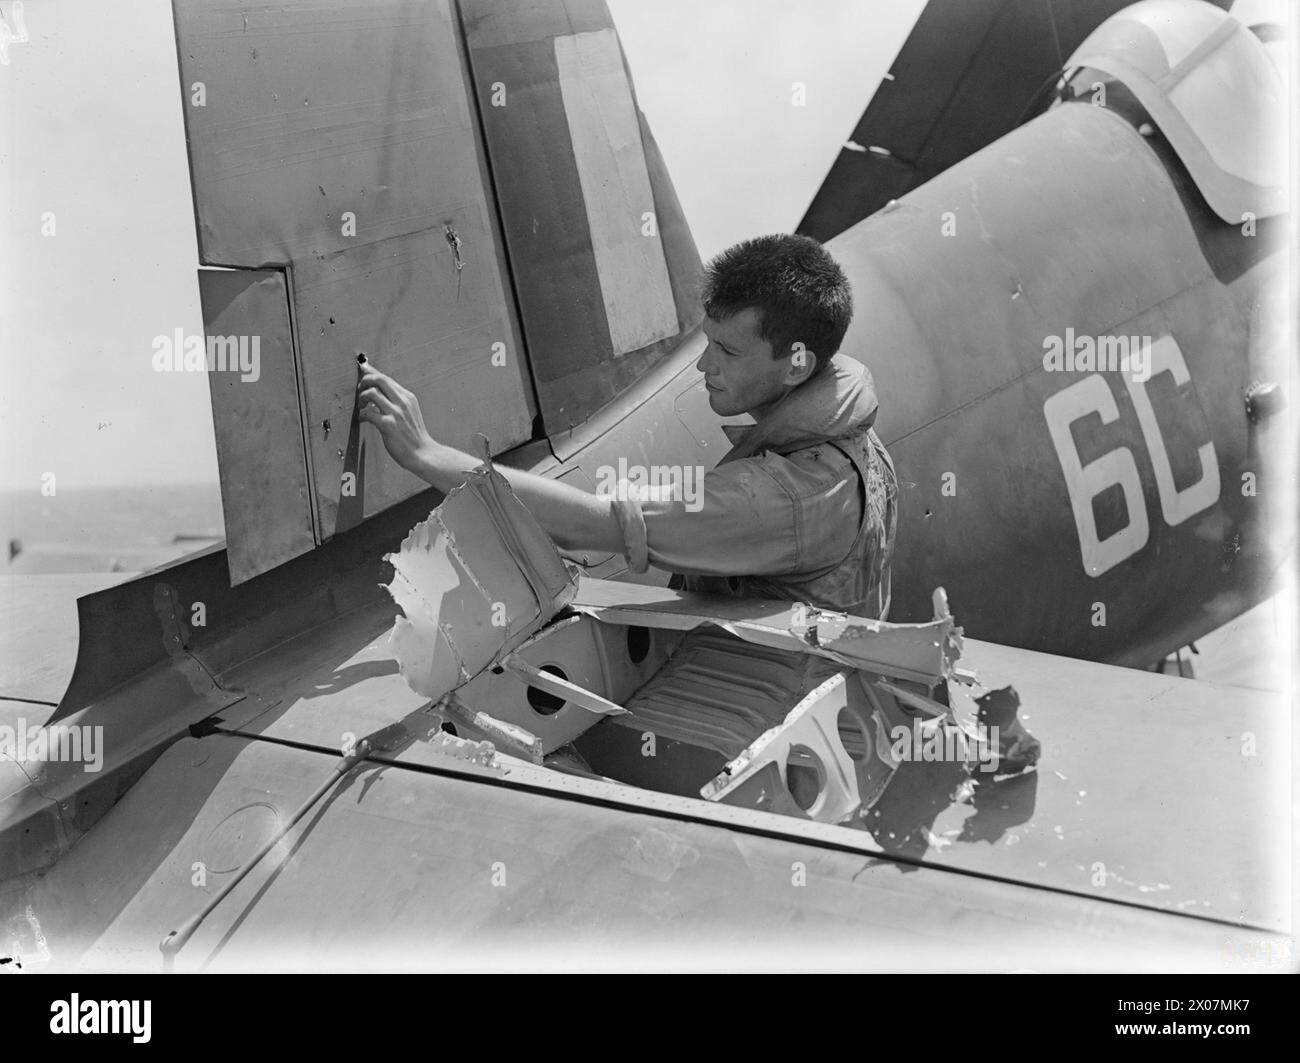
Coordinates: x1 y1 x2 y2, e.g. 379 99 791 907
697 308 803 417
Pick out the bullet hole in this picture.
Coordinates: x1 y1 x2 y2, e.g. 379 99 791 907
444 225 464 270
322 419 331 438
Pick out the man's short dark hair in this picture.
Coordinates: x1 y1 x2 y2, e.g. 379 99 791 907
701 233 852 375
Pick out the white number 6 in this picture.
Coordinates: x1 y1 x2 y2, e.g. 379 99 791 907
1044 375 1149 577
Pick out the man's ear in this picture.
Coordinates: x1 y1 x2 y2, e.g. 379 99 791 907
786 341 817 385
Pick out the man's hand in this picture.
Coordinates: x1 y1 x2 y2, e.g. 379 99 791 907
357 362 437 475
356 360 626 557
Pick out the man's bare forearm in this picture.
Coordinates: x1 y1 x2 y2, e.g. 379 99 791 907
409 442 625 555
355 361 624 556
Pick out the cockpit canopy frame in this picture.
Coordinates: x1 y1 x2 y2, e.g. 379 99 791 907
1064 0 1287 223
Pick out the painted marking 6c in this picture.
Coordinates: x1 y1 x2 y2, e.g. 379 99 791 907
1043 335 1219 577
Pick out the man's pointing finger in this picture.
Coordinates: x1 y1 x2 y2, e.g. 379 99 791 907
357 364 404 404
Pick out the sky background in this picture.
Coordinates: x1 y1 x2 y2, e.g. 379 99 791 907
0 0 925 490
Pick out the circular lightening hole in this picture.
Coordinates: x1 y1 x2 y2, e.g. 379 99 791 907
837 707 870 763
785 744 826 813
626 625 650 664
526 665 568 716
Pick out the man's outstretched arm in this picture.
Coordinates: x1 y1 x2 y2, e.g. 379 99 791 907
357 362 625 555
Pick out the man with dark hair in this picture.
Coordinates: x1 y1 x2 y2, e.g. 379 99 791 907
359 232 896 621
361 232 897 784
700 232 851 385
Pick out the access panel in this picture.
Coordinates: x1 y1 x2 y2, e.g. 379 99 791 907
198 268 315 584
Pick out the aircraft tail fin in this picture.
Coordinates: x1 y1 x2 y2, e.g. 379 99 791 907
171 0 700 584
